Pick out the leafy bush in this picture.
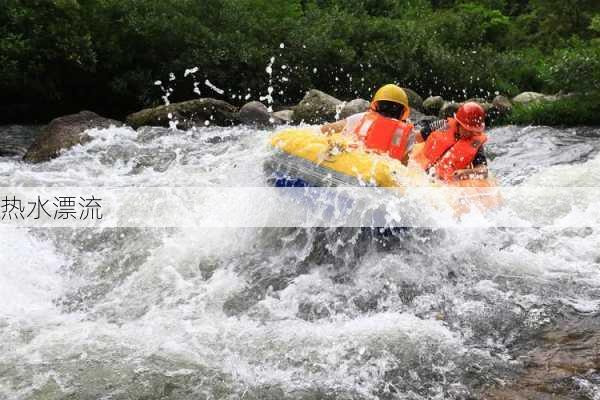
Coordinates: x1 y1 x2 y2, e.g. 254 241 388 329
1 0 599 124
497 94 600 126
538 41 600 93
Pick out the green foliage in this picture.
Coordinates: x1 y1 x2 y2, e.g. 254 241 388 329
538 41 600 93
591 15 600 33
1 0 599 124
432 2 510 48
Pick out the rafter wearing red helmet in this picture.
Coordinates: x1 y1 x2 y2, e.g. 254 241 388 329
411 102 489 181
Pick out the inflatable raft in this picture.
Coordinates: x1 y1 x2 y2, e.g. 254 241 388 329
264 128 502 214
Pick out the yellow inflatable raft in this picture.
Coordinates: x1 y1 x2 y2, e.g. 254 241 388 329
266 128 502 213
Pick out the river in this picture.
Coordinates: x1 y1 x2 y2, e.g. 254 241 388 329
0 123 599 399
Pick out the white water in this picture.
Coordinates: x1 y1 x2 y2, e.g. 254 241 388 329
1 124 599 399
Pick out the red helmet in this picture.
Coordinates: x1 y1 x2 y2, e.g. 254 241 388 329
455 102 486 132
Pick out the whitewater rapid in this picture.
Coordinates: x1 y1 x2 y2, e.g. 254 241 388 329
1 124 599 399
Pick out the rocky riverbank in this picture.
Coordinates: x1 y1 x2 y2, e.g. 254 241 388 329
0 87 583 163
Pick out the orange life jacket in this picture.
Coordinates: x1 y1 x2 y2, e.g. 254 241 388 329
412 118 487 181
353 111 413 161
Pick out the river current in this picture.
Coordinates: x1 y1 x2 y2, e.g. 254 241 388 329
0 123 599 399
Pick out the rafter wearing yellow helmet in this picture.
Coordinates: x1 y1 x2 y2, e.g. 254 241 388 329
320 84 414 164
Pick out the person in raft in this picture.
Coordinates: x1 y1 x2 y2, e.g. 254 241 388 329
320 84 414 163
411 102 489 181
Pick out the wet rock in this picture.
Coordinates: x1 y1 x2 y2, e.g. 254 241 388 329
465 98 493 113
198 258 220 280
512 92 557 104
23 111 120 163
403 87 424 112
484 316 600 400
423 96 445 116
131 150 177 173
297 301 331 321
491 95 513 115
409 109 438 126
135 126 183 143
339 98 370 119
238 101 272 127
273 109 294 123
481 102 493 113
556 90 577 100
0 148 22 157
126 98 238 129
0 125 42 158
466 97 487 105
292 89 343 124
439 101 462 118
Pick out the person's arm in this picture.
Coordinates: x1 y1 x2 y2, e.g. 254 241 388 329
416 119 446 142
320 120 347 135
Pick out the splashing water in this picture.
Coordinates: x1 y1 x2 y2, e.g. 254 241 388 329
0 123 600 399
204 80 225 96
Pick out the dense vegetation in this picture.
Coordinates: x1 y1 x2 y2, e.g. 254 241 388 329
1 0 599 123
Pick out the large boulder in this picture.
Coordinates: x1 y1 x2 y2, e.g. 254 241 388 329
512 92 556 104
409 109 438 126
492 95 512 112
465 98 493 113
423 96 445 116
402 88 424 112
23 111 120 163
126 98 238 129
0 125 42 158
466 97 487 104
292 89 343 124
439 101 462 118
238 101 272 127
339 98 370 119
272 109 294 123
489 95 513 118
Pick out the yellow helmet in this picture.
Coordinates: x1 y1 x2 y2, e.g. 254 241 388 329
371 84 410 120
371 84 409 108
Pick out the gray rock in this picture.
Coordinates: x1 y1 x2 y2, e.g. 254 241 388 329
272 109 294 123
126 98 238 129
481 102 493 113
403 88 424 112
136 126 183 143
131 150 177 173
556 90 577 100
339 98 370 119
466 97 487 104
489 95 513 118
238 101 272 126
512 92 556 104
465 98 493 113
423 96 445 116
492 95 512 112
439 101 462 118
23 111 120 163
292 89 343 124
409 109 438 126
0 125 42 158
